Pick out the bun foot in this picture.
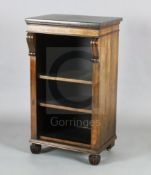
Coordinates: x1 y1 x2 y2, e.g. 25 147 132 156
89 154 100 165
30 143 41 154
106 142 115 151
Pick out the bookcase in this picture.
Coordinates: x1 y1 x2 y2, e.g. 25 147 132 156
26 14 122 165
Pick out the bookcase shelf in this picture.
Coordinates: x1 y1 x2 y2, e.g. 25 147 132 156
39 102 92 114
39 74 92 85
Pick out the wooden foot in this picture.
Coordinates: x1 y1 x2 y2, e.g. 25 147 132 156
106 142 115 151
89 154 100 165
30 143 41 154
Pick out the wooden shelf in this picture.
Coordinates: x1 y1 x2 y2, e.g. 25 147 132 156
39 75 92 85
39 102 92 114
40 136 91 148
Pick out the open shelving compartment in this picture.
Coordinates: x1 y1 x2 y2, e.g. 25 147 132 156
36 34 93 147
37 108 91 146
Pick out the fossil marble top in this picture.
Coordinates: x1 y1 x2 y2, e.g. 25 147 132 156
25 14 122 29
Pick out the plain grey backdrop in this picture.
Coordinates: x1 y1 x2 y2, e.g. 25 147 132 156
0 0 151 174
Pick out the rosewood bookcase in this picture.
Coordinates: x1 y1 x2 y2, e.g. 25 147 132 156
26 14 122 165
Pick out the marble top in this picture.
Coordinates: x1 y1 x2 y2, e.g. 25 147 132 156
25 14 122 29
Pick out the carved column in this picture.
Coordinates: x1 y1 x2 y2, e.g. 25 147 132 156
91 37 100 150
26 33 36 56
26 33 37 139
90 38 99 63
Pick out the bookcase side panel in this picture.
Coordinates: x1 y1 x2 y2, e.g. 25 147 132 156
98 25 120 149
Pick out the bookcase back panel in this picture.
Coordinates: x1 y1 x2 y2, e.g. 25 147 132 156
37 79 92 109
36 34 92 81
37 108 91 144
